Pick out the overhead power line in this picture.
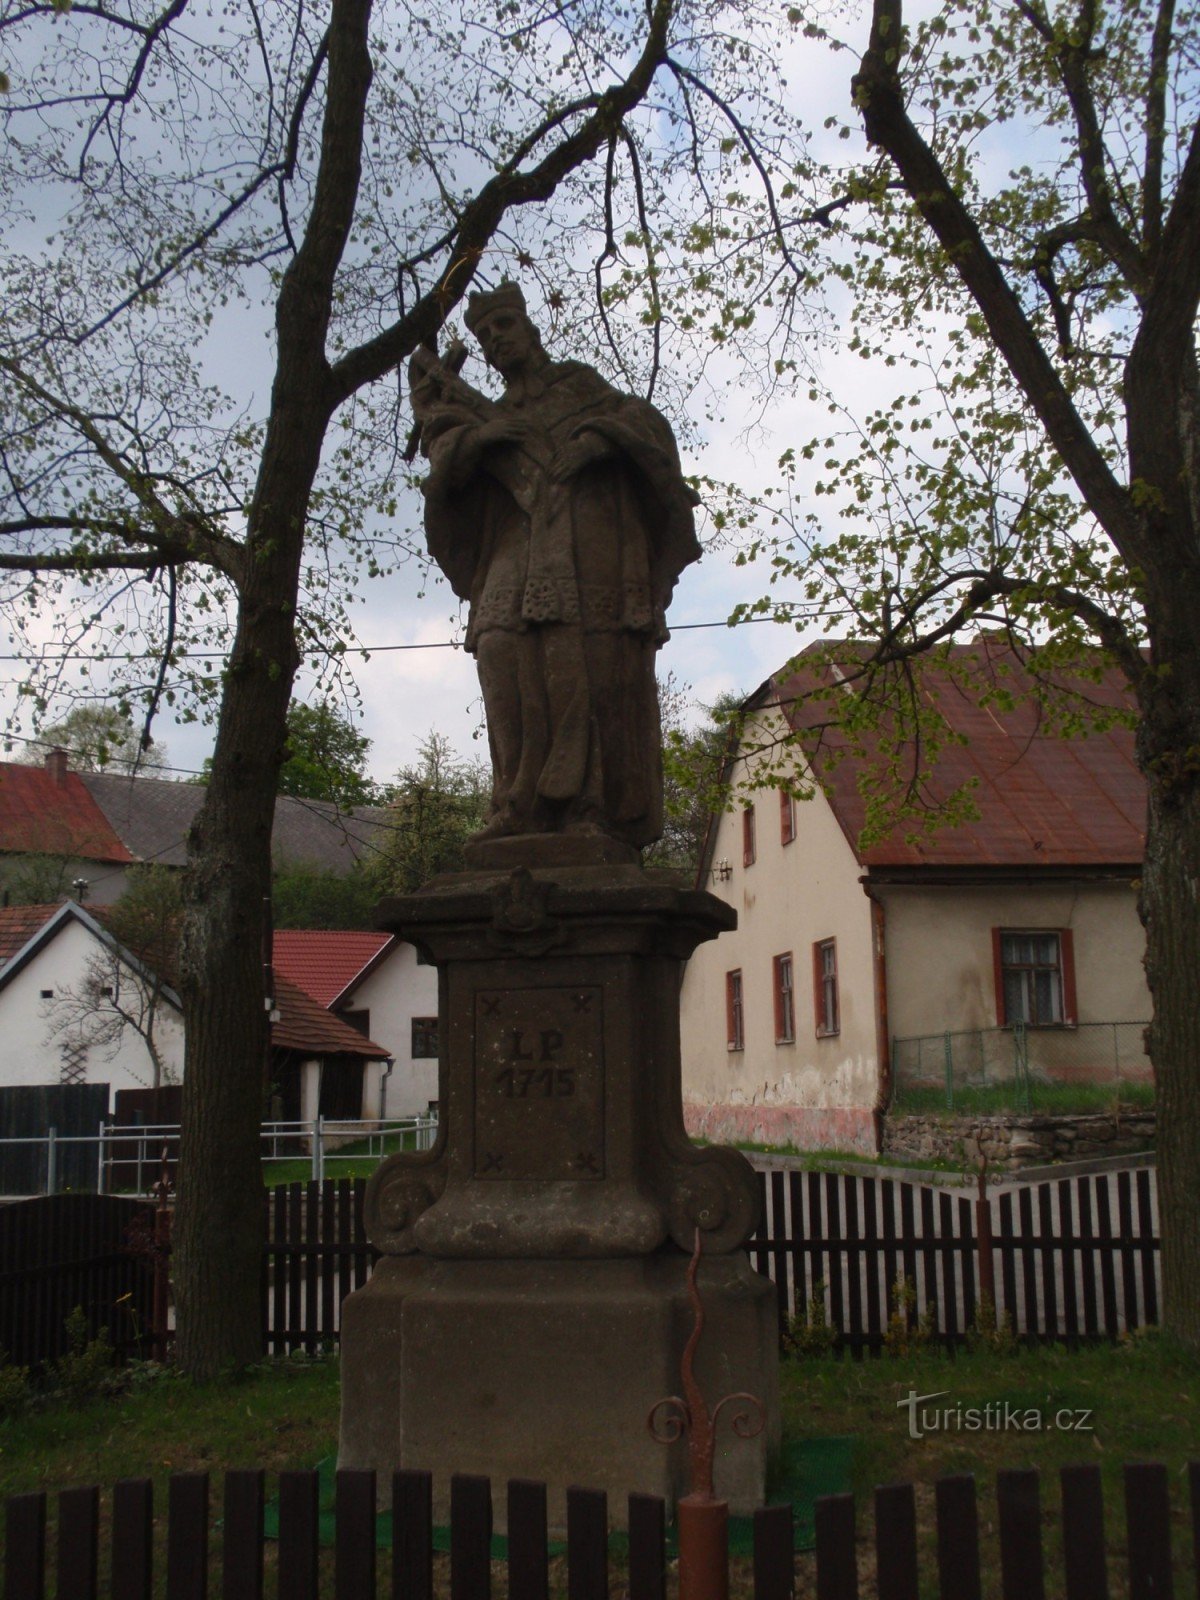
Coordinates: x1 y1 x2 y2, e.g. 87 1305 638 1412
0 608 841 666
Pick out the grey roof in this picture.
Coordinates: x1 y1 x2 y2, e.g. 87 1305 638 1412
81 771 392 876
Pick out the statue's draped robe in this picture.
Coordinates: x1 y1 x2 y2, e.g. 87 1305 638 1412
420 360 700 846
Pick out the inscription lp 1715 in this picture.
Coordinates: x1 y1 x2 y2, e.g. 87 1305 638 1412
472 986 605 1180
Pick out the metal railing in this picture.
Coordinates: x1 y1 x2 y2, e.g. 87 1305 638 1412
0 1113 439 1198
891 1019 1152 1114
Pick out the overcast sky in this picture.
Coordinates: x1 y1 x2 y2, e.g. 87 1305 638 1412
0 3 932 789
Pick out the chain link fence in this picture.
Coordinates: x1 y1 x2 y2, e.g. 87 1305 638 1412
891 1020 1152 1114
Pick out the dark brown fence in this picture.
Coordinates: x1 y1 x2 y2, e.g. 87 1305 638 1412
0 1193 155 1368
262 1178 373 1354
264 1168 1161 1355
0 1083 109 1195
5 1460 1198 1598
748 1165 1160 1350
0 1167 1163 1368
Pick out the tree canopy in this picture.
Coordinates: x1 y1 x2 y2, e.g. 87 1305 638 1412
41 707 167 775
723 0 1200 1342
278 701 376 807
370 731 489 895
1 0 821 1374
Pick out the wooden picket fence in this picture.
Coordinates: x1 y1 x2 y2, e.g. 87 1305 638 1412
4 1460 1198 1598
0 1165 1163 1368
747 1165 1160 1348
0 1193 155 1369
258 1166 1161 1356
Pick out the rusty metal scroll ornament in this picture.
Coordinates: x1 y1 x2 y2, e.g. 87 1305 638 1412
647 1229 767 1501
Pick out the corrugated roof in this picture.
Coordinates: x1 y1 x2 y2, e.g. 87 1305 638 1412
770 640 1145 869
271 973 388 1057
82 769 393 874
0 763 134 863
272 929 394 1008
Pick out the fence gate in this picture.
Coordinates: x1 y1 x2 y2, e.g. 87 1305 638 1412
0 1192 155 1367
0 1083 109 1195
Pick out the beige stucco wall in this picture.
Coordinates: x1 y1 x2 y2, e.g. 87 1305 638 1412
679 728 879 1153
879 879 1149 1038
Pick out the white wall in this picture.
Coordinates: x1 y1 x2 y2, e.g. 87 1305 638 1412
344 941 440 1118
0 918 185 1105
680 717 880 1154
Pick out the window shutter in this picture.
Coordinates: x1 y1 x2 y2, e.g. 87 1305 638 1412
991 927 1006 1026
1059 928 1077 1023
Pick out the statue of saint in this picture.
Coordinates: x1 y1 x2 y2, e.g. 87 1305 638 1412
409 283 701 851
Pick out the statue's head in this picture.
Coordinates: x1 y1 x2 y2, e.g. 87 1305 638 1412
465 281 542 379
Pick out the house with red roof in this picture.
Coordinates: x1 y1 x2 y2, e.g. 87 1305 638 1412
0 748 393 905
0 750 134 903
0 903 390 1132
272 930 439 1118
680 639 1150 1155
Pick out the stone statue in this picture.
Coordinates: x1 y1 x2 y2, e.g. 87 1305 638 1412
409 283 701 852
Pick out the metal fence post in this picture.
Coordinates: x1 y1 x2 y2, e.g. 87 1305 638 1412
46 1125 57 1196
1013 1021 1030 1111
311 1114 323 1182
96 1119 107 1194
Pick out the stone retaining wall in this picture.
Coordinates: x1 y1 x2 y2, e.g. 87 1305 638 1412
883 1109 1156 1170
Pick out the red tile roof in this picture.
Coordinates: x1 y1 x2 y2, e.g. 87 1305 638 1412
271 973 388 1058
771 640 1145 869
0 902 386 1058
272 930 394 1008
0 903 65 962
0 761 134 863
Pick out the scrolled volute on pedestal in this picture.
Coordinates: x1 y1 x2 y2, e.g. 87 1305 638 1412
364 1151 448 1255
662 1144 761 1255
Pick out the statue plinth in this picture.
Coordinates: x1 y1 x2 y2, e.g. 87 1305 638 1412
337 860 780 1528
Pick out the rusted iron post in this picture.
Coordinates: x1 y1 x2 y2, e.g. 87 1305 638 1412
152 1146 173 1362
649 1232 766 1600
975 1156 995 1313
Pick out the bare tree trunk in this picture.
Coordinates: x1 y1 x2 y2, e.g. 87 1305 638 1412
173 558 302 1375
1138 637 1200 1349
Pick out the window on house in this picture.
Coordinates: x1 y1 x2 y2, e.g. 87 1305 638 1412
779 789 796 845
40 989 54 1000
341 1008 371 1037
994 930 1075 1026
742 806 756 866
411 1017 439 1058
773 953 795 1043
725 970 745 1051
813 939 839 1036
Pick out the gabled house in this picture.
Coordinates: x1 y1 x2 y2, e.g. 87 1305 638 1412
0 903 389 1124
272 930 439 1118
0 752 134 903
0 749 393 903
679 640 1151 1155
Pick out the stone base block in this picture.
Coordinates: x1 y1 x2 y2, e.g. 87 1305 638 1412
339 1251 780 1530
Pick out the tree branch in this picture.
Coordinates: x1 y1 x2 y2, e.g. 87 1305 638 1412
1143 0 1176 258
326 0 676 404
852 0 1136 557
0 356 245 579
1047 0 1148 297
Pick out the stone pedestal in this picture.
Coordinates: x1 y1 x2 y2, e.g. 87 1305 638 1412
338 861 780 1527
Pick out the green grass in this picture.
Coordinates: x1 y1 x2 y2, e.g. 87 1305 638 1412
2 1339 1195 1596
893 1080 1157 1117
261 1129 432 1188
